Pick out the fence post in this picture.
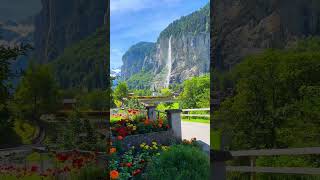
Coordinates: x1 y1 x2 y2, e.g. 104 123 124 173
250 156 256 180
146 105 157 121
165 109 182 140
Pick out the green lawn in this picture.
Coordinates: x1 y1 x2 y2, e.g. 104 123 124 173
182 118 210 124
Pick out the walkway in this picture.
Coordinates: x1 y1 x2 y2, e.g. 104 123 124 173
181 121 210 145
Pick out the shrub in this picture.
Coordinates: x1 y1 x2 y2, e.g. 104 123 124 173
70 165 105 180
145 145 209 180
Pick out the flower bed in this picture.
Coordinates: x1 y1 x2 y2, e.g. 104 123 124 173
0 150 105 179
111 110 170 138
111 109 173 151
109 138 200 180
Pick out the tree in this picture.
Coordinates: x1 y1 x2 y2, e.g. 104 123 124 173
0 43 31 144
160 88 172 97
216 40 320 150
78 90 108 110
179 74 210 108
113 82 128 103
12 64 60 121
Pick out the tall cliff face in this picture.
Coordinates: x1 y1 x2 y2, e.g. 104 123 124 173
34 0 107 63
121 42 156 79
122 4 210 89
152 32 210 88
212 0 320 70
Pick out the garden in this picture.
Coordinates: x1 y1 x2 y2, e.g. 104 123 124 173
109 105 210 180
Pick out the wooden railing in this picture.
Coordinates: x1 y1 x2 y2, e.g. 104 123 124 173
212 147 320 179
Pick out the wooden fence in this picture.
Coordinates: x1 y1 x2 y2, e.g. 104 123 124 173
181 108 210 118
212 147 320 179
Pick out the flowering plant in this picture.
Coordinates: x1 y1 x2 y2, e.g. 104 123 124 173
109 141 169 180
111 110 169 138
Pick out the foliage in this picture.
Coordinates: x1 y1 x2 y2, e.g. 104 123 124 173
71 163 105 180
179 74 210 108
0 43 31 145
156 102 179 111
78 90 108 110
145 145 209 180
160 88 172 96
113 82 129 102
13 120 37 144
158 3 209 40
132 89 152 96
51 27 108 90
126 71 153 90
11 64 60 121
217 44 320 150
59 109 99 151
126 98 144 110
109 142 169 180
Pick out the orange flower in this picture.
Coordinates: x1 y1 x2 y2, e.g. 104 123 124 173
110 170 119 179
144 119 151 125
109 147 116 154
117 136 123 140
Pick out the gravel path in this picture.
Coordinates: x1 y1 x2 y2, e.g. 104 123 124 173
181 122 210 145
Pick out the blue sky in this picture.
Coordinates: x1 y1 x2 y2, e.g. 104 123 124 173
111 0 209 68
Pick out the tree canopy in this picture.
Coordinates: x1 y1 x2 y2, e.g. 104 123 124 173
216 38 320 150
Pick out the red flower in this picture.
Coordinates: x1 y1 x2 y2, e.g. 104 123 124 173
31 165 38 173
117 136 123 140
140 159 145 164
132 169 142 176
56 153 69 162
126 162 132 167
118 127 128 137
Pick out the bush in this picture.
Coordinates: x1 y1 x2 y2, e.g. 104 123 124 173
70 165 105 180
145 145 209 180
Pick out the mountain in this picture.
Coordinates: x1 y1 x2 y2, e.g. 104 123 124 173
211 0 320 71
0 19 35 88
33 0 109 90
121 42 156 79
34 0 107 64
121 4 210 90
50 27 108 90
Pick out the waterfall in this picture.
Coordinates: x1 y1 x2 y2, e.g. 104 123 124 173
166 36 172 88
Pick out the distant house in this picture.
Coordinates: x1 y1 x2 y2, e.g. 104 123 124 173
62 99 77 111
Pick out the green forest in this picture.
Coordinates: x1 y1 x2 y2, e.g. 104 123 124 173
214 37 320 172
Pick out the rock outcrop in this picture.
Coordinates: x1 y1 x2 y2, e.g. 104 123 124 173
211 0 320 70
34 0 107 63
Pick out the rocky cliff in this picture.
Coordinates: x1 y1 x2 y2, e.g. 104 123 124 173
121 42 156 79
34 0 107 63
212 0 320 70
122 4 210 89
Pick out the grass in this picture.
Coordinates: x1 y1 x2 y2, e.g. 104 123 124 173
26 152 51 162
182 118 210 124
210 130 221 150
110 116 122 122
13 120 37 144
